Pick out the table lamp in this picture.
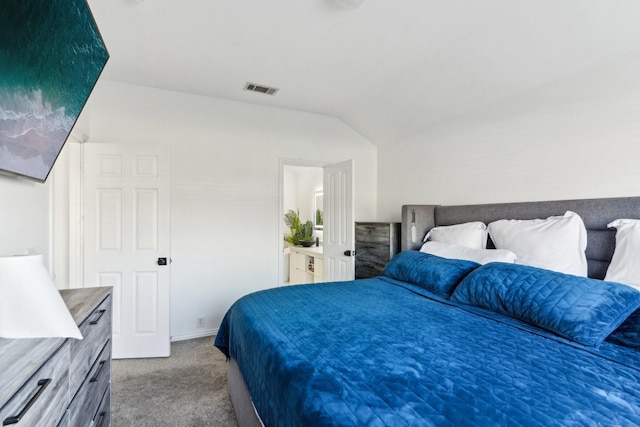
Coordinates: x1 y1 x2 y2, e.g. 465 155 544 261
0 254 82 339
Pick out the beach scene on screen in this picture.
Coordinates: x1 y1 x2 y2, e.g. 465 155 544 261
0 0 108 181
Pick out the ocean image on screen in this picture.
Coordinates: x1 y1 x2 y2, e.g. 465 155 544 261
0 0 108 181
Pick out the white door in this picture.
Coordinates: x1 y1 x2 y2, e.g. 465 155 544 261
323 160 354 281
83 143 171 359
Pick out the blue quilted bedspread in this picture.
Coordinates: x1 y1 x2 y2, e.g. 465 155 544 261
215 277 640 426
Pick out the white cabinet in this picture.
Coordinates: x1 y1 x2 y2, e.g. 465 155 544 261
313 258 324 283
289 246 324 285
290 251 308 285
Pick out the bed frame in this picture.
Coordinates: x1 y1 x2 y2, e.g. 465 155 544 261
228 196 640 426
402 197 640 279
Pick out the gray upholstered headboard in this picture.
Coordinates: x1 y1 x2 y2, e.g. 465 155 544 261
401 197 640 280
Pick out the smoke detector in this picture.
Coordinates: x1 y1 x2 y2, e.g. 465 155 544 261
244 82 279 96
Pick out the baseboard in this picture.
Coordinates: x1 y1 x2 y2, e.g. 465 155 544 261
171 328 218 342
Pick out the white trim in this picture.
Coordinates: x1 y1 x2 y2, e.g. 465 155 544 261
48 168 55 274
68 130 88 144
69 143 84 288
171 328 218 342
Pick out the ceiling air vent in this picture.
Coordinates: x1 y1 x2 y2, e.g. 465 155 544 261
244 82 279 96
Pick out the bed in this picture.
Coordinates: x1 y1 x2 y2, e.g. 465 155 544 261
215 197 640 426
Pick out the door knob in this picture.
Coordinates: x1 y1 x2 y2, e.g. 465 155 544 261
157 258 167 265
343 250 356 257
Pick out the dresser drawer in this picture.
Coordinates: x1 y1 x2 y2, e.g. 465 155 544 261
57 409 69 427
92 386 111 427
69 296 112 395
0 342 70 427
68 341 111 427
355 222 400 279
355 223 393 243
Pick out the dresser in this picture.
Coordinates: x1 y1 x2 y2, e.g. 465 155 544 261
355 222 401 279
0 287 112 427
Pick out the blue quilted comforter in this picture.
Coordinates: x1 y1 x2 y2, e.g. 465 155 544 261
215 260 640 426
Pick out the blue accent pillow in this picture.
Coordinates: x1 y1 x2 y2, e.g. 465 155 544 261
383 251 480 298
607 308 640 349
450 263 640 347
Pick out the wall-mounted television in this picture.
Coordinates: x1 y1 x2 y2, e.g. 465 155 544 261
0 0 108 182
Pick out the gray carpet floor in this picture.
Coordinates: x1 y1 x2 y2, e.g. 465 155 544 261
111 336 239 427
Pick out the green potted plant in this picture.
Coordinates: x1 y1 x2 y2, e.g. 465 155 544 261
284 209 315 246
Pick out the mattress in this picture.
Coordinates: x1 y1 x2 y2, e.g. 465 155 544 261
215 264 640 426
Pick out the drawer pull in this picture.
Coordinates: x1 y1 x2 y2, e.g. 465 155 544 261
90 360 106 383
96 411 107 427
90 309 106 325
3 379 51 426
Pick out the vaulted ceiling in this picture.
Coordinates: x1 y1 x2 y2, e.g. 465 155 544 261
88 0 640 146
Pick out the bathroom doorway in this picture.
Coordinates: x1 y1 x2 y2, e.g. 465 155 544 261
281 164 323 285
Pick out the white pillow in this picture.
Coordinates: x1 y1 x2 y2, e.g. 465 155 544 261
604 219 640 292
423 221 488 249
420 241 517 265
487 211 588 277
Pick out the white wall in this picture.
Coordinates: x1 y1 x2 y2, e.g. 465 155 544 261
88 80 377 340
377 55 640 221
0 175 50 263
283 167 298 220
0 106 85 284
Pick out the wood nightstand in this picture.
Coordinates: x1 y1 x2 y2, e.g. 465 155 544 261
355 222 401 279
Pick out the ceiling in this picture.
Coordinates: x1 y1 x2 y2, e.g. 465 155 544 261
88 0 640 146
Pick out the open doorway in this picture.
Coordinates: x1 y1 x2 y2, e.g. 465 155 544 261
282 165 323 285
279 158 355 286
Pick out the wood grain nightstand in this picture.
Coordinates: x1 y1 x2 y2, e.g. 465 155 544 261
355 222 401 279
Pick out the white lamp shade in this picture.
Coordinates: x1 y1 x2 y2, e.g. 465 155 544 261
0 254 82 339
